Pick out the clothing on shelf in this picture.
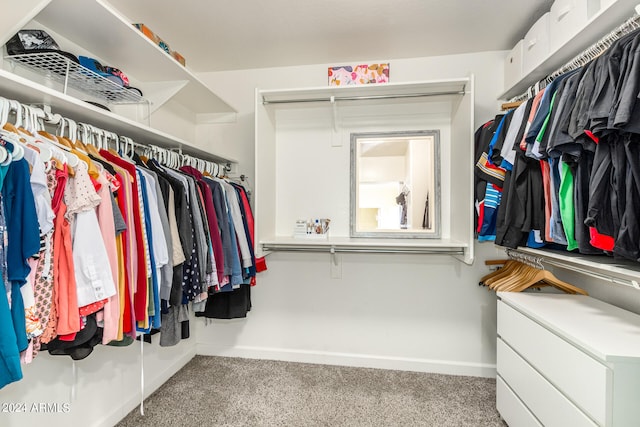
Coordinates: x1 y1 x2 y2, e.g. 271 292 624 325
475 27 640 262
0 101 259 390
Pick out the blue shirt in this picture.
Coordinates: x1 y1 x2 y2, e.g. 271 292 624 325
2 158 40 354
0 200 22 389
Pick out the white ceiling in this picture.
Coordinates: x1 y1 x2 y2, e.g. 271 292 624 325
108 0 553 72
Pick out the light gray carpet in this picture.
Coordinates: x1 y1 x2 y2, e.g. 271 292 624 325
117 356 504 427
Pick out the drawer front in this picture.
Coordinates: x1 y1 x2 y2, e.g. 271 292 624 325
498 301 609 424
523 12 550 72
497 375 543 427
498 339 598 427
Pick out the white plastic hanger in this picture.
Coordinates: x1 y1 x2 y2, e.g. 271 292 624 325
105 131 118 152
0 98 12 165
0 100 25 161
32 106 79 167
118 136 136 162
24 106 54 163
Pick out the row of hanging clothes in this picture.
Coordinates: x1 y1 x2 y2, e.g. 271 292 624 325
475 13 640 263
0 96 262 390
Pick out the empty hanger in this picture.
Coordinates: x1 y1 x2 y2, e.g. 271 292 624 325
481 258 588 295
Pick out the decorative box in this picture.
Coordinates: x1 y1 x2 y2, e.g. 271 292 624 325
328 63 389 86
133 23 177 60
171 50 186 66
133 23 159 44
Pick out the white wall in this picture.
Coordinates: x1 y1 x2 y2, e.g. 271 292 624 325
1 333 196 427
196 51 506 175
195 51 508 377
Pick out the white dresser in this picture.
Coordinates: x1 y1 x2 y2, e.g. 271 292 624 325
496 292 640 426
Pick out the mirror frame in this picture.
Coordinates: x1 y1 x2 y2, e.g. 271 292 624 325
350 130 441 239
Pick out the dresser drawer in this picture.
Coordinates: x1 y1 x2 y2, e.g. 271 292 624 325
498 338 597 427
498 300 610 424
496 374 542 427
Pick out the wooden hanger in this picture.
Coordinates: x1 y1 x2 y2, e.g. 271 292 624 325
496 263 541 291
482 258 588 295
500 100 524 111
489 261 533 291
511 269 588 295
481 260 522 287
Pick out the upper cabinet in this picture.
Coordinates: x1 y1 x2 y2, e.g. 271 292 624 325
0 0 236 161
255 78 475 264
502 0 640 99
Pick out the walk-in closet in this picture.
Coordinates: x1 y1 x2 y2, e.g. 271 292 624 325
2 1 640 426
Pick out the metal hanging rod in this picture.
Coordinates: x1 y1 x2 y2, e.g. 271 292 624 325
261 243 465 255
505 248 544 269
507 248 640 291
509 8 640 102
262 89 466 105
541 257 640 290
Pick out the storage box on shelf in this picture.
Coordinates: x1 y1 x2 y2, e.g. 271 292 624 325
501 0 640 99
549 0 597 53
133 23 186 67
504 40 524 93
523 12 550 73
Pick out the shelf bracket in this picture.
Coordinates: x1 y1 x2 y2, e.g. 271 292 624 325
63 60 70 95
330 95 341 147
330 246 342 279
142 80 188 113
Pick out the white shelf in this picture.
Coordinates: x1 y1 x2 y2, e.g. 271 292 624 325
260 78 469 104
32 0 234 114
500 0 640 100
0 68 236 163
256 78 475 264
261 236 468 255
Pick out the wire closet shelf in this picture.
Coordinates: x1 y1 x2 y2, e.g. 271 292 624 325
5 51 145 104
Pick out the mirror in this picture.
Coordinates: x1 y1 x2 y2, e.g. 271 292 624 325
350 130 440 238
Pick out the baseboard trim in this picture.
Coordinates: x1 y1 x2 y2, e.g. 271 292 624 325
98 347 196 427
196 344 496 378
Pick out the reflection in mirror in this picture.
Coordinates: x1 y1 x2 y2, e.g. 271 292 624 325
350 130 440 238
